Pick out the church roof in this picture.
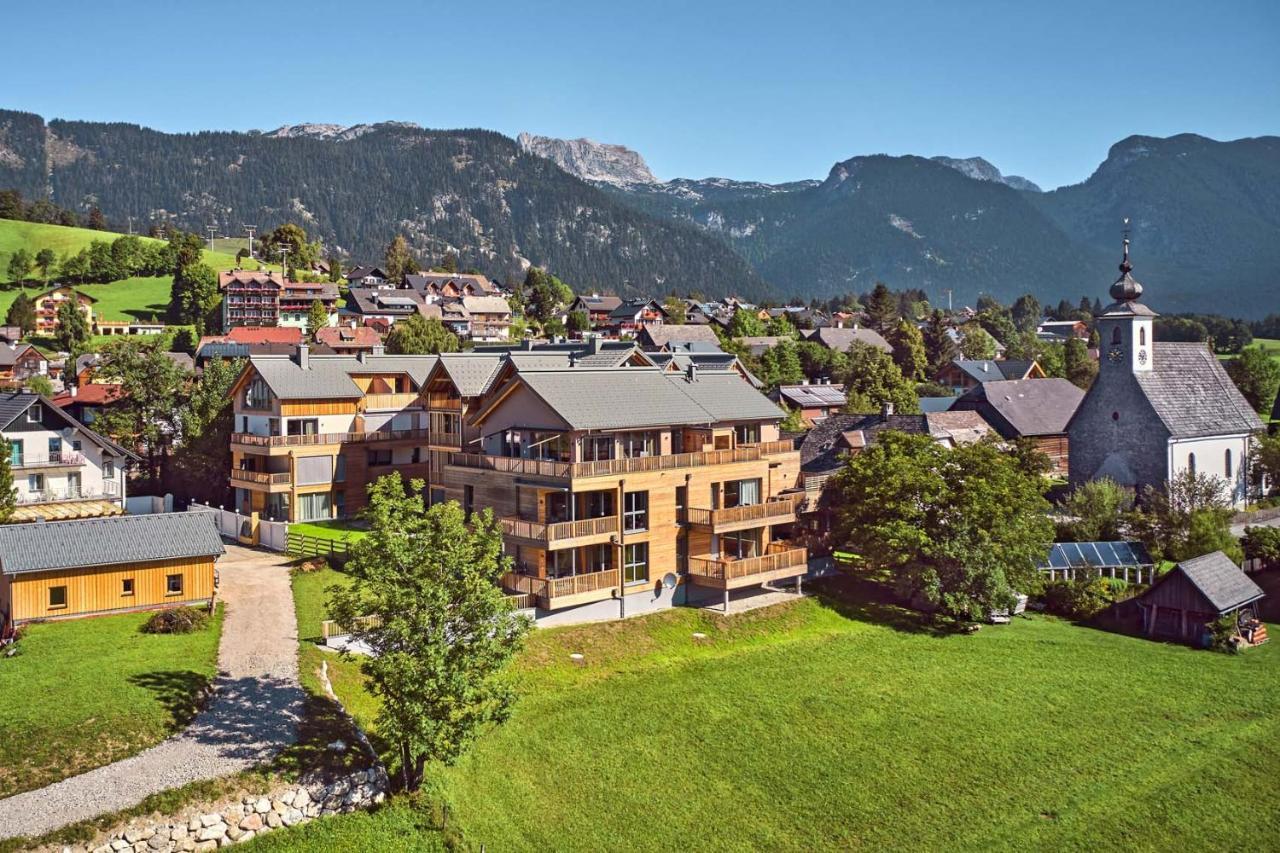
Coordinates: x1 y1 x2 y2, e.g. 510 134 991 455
1133 343 1264 438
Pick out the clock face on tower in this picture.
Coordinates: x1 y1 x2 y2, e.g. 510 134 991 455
1137 348 1147 365
1107 347 1124 363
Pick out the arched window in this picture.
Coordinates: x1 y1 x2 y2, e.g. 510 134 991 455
1139 327 1146 345
1225 448 1233 478
1111 326 1122 346
1188 452 1197 476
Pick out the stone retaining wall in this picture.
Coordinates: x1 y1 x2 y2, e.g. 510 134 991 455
70 768 388 853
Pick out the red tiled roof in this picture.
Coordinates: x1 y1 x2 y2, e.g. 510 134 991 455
315 326 382 349
226 327 304 345
52 383 124 407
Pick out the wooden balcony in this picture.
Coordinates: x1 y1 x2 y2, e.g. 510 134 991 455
427 395 462 411
230 468 292 491
686 543 808 590
683 496 799 533
447 440 798 482
501 568 620 610
232 427 431 451
501 515 618 548
361 392 421 411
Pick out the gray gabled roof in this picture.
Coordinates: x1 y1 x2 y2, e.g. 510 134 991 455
639 324 722 349
508 367 783 431
1171 551 1265 612
802 326 892 353
955 378 1084 438
435 353 507 397
1133 343 1264 438
0 392 136 460
950 359 1036 384
248 354 437 400
0 512 225 576
776 384 847 408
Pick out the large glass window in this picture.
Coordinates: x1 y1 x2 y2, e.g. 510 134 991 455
624 491 648 532
722 529 761 560
734 423 760 445
48 437 62 456
623 542 649 584
287 418 319 436
582 490 614 520
584 543 612 572
619 431 657 458
297 492 332 522
244 377 272 410
547 549 577 578
582 434 614 462
367 449 393 467
724 478 761 508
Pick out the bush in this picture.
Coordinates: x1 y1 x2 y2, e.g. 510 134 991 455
1207 612 1241 654
143 606 210 634
1041 576 1134 620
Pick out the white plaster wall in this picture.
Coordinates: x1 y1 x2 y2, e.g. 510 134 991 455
7 425 121 503
1169 434 1251 507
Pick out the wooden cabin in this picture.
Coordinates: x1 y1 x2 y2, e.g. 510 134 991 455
1134 551 1268 647
0 513 224 628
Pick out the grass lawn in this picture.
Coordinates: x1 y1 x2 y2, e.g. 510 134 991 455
290 520 369 545
0 606 223 799
272 573 1280 851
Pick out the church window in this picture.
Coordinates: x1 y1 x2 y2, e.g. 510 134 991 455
1139 327 1146 346
1111 327 1122 346
1188 453 1196 476
1225 449 1233 479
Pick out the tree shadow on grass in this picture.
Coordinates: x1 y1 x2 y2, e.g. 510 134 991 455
274 689 384 782
809 572 954 637
126 670 214 729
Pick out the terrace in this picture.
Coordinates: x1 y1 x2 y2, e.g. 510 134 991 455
686 542 809 590
447 439 796 481
500 515 619 548
502 568 621 610
683 496 799 533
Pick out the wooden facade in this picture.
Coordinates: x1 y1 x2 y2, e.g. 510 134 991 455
1 555 216 624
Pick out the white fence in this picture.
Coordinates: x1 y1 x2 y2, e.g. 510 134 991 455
188 502 290 552
126 494 172 515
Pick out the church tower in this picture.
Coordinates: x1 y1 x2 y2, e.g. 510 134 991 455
1096 228 1156 375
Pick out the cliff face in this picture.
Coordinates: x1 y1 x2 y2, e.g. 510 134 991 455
517 133 658 186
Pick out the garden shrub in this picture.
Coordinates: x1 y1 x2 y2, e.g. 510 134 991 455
143 606 210 634
1041 576 1134 620
1207 612 1241 654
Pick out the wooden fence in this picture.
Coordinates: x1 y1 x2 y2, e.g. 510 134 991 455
288 532 353 563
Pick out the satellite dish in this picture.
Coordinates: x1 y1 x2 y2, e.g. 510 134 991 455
662 573 677 590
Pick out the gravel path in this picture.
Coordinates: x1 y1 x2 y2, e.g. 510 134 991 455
0 544 304 840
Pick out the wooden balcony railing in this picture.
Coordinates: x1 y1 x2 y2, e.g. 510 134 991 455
687 544 808 582
448 440 797 481
683 496 799 529
501 515 618 544
230 469 291 486
232 428 432 448
501 568 620 605
362 392 421 411
427 395 463 410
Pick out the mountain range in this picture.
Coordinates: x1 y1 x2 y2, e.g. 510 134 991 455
2 107 1277 317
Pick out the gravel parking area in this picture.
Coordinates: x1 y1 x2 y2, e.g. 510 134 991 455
0 544 304 840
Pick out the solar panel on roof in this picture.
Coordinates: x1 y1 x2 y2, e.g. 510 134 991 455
1048 545 1070 569
1041 541 1154 572
1093 541 1119 566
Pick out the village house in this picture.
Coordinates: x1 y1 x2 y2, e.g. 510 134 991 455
952 378 1084 474
1037 319 1090 342
315 324 384 355
607 298 667 337
404 272 500 301
800 325 893 354
635 323 722 351
0 326 21 345
461 295 513 341
933 358 1045 394
567 294 623 328
31 285 95 337
0 343 48 387
771 383 847 423
1066 241 1263 507
344 266 389 287
0 513 224 629
277 279 340 331
1 391 135 521
219 271 338 332
342 287 432 327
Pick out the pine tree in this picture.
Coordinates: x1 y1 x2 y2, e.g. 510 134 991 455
5 293 36 336
863 282 898 334
923 310 959 374
54 298 90 352
384 235 417 284
888 319 928 382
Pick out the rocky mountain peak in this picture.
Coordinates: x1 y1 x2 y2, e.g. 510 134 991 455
517 133 659 187
266 121 421 142
931 156 1042 192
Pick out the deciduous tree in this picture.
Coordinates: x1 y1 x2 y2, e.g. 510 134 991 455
1064 337 1097 389
54 298 90 353
0 438 14 523
1060 478 1132 541
95 337 188 492
35 248 56 283
830 432 1053 622
959 326 998 360
840 341 919 414
887 319 928 382
662 296 687 325
329 474 530 789
6 248 32 285
5 293 36 336
385 314 459 355
1225 347 1280 413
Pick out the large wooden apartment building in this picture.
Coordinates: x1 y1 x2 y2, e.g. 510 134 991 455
228 340 807 619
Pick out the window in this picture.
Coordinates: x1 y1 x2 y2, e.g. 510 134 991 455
47 437 61 456
623 542 649 584
583 490 614 519
28 473 44 492
1111 326 1122 346
1139 327 1146 345
334 454 346 483
677 531 688 573
286 418 319 436
675 485 687 518
72 440 81 452
9 440 21 467
582 434 614 462
333 491 346 519
734 424 760 445
1225 449 1233 479
49 585 67 608
298 492 332 521
367 448 393 467
1188 452 1197 476
26 404 41 423
121 578 135 596
584 543 612 572
722 529 761 560
624 491 648 532
619 431 656 458
166 574 184 595
548 549 577 578
104 458 115 479
244 377 272 410
724 478 761 509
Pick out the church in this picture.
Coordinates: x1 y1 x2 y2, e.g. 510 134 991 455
1067 238 1263 508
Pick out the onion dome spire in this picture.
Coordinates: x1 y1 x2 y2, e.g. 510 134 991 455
1109 218 1143 302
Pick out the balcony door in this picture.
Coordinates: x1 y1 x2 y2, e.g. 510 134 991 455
66 472 82 498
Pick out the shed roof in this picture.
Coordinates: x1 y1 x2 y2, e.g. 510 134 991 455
0 512 225 576
1166 551 1265 612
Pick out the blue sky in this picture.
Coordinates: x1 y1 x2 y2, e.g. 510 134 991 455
6 0 1278 189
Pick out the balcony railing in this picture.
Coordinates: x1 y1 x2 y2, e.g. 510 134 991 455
687 543 808 584
502 568 620 608
427 395 462 410
230 469 292 486
683 496 800 530
501 515 618 545
12 450 86 469
17 481 121 505
232 427 432 448
448 440 797 481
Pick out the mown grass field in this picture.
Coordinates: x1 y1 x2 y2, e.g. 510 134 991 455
0 218 273 326
0 606 223 799
275 570 1280 851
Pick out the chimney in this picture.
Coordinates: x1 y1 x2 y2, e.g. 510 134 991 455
590 335 603 355
372 344 385 356
523 339 535 351
881 401 894 417
70 385 78 398
357 350 368 364
297 343 310 370
568 351 577 368
686 363 698 382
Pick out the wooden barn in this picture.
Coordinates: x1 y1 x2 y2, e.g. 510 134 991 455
0 513 225 629
1134 551 1268 647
